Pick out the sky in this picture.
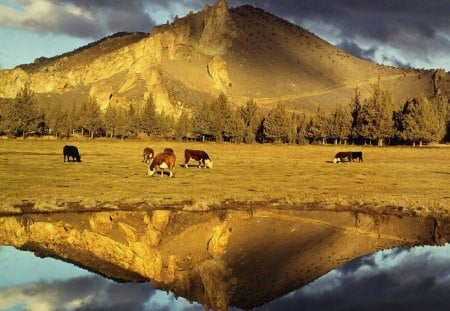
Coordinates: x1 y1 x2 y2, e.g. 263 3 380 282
2 244 450 310
0 0 449 71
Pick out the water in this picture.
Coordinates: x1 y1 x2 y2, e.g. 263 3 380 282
1 244 450 310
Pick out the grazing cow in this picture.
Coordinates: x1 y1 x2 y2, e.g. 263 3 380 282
63 145 81 162
143 147 154 163
148 152 176 177
333 151 352 163
184 149 213 168
164 148 174 154
351 151 363 162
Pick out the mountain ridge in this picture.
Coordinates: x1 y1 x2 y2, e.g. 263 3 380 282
0 0 448 115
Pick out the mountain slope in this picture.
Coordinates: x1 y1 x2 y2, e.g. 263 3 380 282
0 0 447 115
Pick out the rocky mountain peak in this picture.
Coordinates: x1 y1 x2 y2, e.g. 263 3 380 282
198 0 235 55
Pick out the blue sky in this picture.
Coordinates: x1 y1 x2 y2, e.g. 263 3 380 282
0 0 449 70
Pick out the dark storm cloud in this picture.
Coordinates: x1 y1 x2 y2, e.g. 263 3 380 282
337 39 377 62
382 54 412 69
49 0 157 32
255 245 450 311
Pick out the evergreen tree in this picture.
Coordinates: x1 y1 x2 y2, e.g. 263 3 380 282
103 104 118 138
194 101 214 138
211 93 231 141
360 83 395 146
82 97 103 138
435 95 448 142
308 104 329 144
114 106 130 139
126 104 140 138
156 111 175 137
193 93 232 141
293 112 309 144
3 83 40 138
262 103 290 143
77 101 88 136
223 108 245 143
67 103 79 135
399 94 447 145
47 104 69 139
350 87 364 141
329 104 352 144
240 99 260 144
140 96 158 135
175 109 193 140
287 112 308 144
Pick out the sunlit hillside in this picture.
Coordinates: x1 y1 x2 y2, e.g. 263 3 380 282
0 0 448 115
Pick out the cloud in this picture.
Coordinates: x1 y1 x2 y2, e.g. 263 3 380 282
0 275 155 311
337 40 377 62
258 245 450 311
381 54 412 69
0 0 156 38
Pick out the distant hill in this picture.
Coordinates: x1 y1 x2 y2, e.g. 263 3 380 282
0 0 448 115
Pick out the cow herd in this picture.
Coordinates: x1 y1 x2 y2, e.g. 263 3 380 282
63 144 362 178
141 147 213 178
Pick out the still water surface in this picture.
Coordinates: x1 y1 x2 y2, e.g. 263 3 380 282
1 244 450 310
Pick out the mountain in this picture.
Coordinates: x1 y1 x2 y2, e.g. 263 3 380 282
0 0 448 115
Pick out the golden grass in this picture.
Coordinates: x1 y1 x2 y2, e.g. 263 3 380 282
0 139 449 215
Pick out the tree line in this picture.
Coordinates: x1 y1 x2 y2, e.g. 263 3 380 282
0 83 448 145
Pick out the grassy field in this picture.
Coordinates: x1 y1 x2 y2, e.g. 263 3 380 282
0 139 449 216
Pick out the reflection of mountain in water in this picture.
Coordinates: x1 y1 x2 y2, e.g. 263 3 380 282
0 208 448 310
2 244 450 310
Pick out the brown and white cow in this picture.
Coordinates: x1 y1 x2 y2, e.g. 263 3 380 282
148 152 176 177
333 151 363 163
143 147 154 163
333 151 352 163
163 147 174 154
184 149 212 168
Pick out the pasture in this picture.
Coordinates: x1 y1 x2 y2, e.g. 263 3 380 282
0 139 449 216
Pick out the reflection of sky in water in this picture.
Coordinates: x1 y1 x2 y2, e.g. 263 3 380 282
1 244 450 310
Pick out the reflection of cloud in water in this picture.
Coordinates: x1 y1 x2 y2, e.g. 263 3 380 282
258 244 450 311
0 246 202 311
1 245 450 310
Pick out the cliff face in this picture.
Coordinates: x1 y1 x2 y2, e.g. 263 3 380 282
1 207 449 310
0 0 235 114
0 0 447 115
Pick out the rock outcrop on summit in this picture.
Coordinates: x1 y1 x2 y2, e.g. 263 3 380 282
0 0 448 115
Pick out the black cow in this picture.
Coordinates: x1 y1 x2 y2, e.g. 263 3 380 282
63 145 81 162
351 151 363 162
